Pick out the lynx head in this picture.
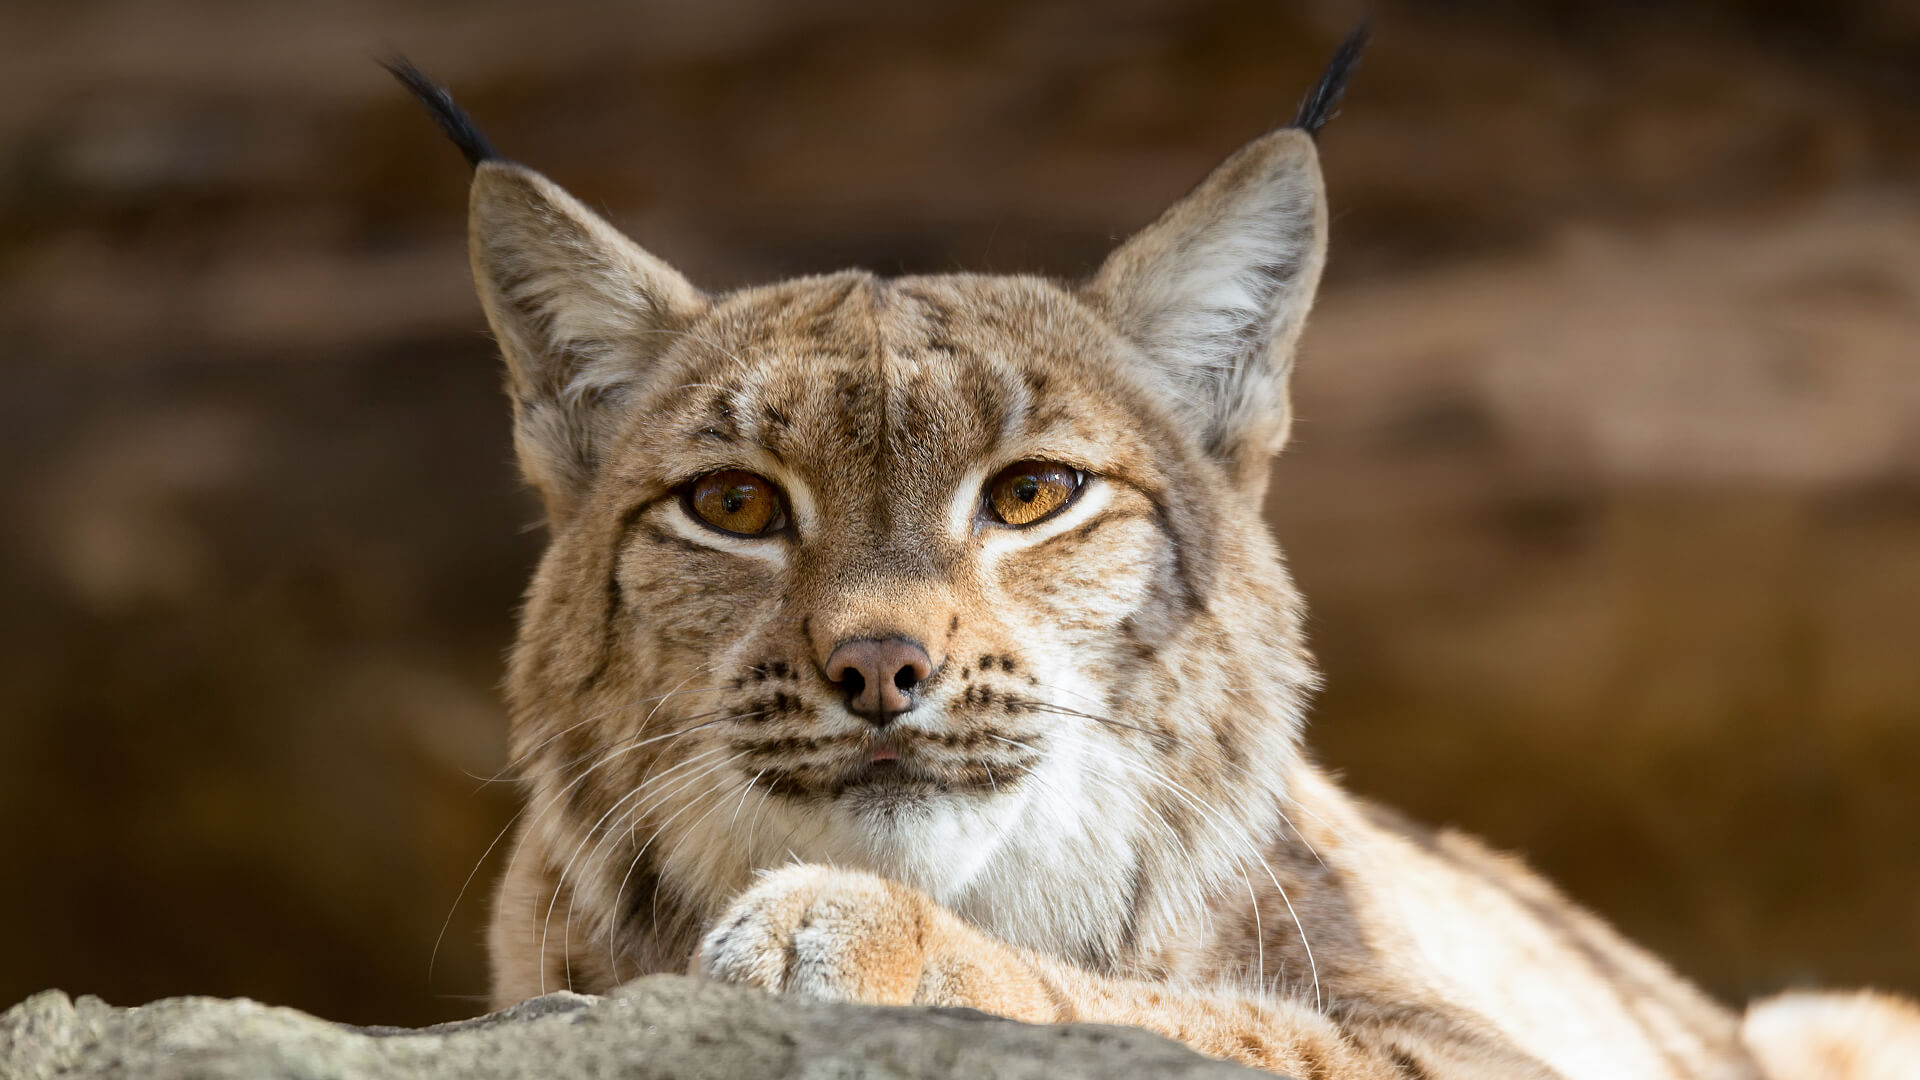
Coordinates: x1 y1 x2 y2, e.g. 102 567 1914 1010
392 34 1360 971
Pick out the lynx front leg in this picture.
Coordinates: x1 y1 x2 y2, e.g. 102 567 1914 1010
695 864 1060 1019
696 865 1424 1078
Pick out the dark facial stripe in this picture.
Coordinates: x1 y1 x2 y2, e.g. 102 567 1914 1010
577 500 654 695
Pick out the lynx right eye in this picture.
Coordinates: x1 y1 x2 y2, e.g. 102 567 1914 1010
685 470 787 537
986 461 1084 527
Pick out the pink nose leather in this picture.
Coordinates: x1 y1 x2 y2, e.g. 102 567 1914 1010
825 638 933 723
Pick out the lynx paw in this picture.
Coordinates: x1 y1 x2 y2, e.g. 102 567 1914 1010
696 864 932 1005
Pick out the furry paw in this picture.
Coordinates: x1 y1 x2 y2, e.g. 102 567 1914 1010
696 864 933 1005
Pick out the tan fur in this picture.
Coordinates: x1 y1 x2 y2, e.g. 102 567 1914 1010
444 100 1920 1079
1743 993 1920 1080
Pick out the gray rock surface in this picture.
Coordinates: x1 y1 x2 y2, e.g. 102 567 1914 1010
0 974 1267 1079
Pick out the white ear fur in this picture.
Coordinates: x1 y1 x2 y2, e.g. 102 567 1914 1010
1084 129 1328 493
469 162 709 520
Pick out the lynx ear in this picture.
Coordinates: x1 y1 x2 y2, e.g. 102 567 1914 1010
1083 25 1363 493
469 162 709 520
1084 128 1327 493
385 59 710 520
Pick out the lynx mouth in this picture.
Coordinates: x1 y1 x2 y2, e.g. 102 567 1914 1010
840 756 931 792
834 739 954 794
752 744 1021 804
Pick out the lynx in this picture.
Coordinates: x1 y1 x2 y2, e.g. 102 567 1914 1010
390 32 1919 1079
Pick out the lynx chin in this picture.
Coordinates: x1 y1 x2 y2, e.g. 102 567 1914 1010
388 31 1920 1079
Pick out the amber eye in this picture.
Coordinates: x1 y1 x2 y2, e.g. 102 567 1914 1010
686 470 786 537
986 461 1084 527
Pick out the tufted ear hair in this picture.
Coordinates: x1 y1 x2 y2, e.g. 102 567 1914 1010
1082 26 1363 495
468 163 709 520
386 59 709 522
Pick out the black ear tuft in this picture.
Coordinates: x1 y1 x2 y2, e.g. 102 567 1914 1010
381 56 498 168
1292 19 1371 138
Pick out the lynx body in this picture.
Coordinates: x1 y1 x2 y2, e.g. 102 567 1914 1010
387 40 1919 1079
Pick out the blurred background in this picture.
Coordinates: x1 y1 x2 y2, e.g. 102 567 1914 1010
3 0 1916 1027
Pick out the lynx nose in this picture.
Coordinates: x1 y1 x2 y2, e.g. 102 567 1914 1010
825 637 933 725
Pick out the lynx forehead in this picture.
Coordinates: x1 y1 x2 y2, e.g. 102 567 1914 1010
391 28 1918 1079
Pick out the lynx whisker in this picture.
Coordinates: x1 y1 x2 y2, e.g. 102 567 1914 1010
983 732 1216 943
428 800 526 984
636 663 725 733
1006 694 1180 744
434 704 728 979
472 678 734 790
591 752 750 981
1016 685 1338 865
541 746 742 993
540 745 731 958
731 768 769 828
1078 740 1319 1008
501 712 741 957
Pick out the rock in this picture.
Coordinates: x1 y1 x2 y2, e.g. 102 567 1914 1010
0 974 1267 1079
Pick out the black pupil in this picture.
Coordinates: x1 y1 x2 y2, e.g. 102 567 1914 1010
722 486 749 514
1013 476 1040 503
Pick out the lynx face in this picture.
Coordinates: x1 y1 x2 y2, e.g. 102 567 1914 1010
481 123 1329 968
614 276 1181 810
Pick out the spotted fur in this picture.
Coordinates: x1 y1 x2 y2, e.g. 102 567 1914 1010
391 44 1920 1080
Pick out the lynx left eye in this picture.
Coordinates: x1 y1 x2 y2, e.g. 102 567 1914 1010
986 461 1083 527
686 470 787 537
